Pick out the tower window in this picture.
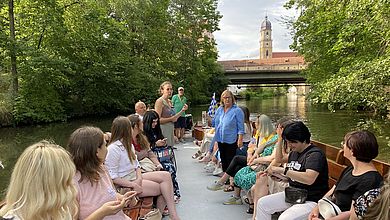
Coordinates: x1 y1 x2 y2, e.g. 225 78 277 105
266 50 269 57
266 43 268 46
266 32 268 36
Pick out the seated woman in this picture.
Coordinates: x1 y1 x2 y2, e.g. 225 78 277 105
352 170 389 220
143 110 181 202
0 141 77 220
128 114 163 172
68 126 137 220
308 130 383 220
256 121 329 220
250 118 293 218
105 116 180 220
206 115 275 194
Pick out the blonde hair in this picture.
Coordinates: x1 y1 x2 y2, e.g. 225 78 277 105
0 140 77 220
159 81 172 95
220 90 236 106
257 114 274 138
362 172 390 220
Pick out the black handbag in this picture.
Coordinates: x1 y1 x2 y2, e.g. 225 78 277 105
284 186 308 204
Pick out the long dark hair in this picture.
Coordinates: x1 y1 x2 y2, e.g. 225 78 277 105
143 110 164 146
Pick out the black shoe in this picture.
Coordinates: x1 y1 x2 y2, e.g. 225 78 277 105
246 204 254 214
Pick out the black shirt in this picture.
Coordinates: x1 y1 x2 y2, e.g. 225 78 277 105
333 166 382 211
287 144 329 202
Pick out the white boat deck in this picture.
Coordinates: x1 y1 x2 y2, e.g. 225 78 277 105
169 135 251 220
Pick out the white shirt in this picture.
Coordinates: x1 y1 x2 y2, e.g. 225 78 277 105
105 140 139 179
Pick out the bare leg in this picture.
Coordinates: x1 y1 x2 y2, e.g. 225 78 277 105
141 171 180 220
252 173 269 219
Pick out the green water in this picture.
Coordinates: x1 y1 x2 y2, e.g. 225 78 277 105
1 95 389 196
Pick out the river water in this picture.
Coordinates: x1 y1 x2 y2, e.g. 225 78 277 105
0 95 389 195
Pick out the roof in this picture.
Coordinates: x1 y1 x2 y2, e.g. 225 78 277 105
272 52 300 58
261 16 272 30
218 55 305 70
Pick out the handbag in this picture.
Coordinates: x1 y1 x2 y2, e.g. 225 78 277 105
153 146 174 163
250 163 268 172
139 157 157 173
318 197 341 219
284 186 308 204
139 208 162 220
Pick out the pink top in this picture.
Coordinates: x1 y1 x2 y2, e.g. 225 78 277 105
74 167 130 220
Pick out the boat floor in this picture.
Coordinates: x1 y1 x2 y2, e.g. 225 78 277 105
165 134 252 220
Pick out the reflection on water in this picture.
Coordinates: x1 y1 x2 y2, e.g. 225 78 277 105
0 96 389 196
191 96 390 163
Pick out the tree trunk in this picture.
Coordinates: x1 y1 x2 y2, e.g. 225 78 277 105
9 0 18 97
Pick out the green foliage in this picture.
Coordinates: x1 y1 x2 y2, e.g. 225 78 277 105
286 0 390 114
0 0 223 124
240 87 288 99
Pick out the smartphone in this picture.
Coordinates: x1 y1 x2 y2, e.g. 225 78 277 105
124 191 138 201
270 173 289 182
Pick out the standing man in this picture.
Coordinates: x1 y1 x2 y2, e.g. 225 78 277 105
172 86 187 143
134 101 147 121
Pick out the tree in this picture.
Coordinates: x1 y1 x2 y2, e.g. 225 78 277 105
286 0 390 114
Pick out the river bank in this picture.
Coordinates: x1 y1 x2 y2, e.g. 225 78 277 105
1 96 389 195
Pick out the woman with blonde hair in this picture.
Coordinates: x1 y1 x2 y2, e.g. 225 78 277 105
68 126 137 220
154 81 188 147
0 140 77 220
105 116 180 220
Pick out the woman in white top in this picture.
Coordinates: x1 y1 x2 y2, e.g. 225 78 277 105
105 116 180 220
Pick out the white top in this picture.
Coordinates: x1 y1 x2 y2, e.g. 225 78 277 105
105 140 139 179
135 112 143 121
243 123 252 142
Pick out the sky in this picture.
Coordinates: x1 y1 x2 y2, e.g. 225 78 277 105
215 0 298 61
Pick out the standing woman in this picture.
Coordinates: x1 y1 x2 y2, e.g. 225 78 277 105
68 126 137 220
155 81 188 147
105 116 180 220
0 141 77 220
213 90 245 175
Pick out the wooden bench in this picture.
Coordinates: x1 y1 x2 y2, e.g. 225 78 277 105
312 140 390 188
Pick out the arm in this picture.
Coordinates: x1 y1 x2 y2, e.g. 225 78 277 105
236 108 245 148
155 98 187 124
274 125 286 164
84 200 126 220
308 185 336 219
252 148 276 165
269 166 320 185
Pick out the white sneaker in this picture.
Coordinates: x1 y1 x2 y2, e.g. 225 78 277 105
213 167 223 176
204 161 215 169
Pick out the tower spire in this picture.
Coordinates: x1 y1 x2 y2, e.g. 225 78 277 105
259 15 272 59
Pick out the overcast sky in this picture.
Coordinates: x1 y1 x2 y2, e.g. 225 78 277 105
215 0 298 61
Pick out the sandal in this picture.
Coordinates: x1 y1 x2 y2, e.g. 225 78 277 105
246 204 254 214
244 197 250 205
192 151 201 159
174 195 181 204
162 206 169 216
223 185 234 192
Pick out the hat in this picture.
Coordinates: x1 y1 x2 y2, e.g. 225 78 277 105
178 87 184 91
318 197 341 219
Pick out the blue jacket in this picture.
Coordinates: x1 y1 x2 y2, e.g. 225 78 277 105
212 104 244 144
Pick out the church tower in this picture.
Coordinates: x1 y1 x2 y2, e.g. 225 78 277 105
259 16 272 59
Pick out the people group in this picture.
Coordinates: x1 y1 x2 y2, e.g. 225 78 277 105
195 90 388 220
1 87 389 220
